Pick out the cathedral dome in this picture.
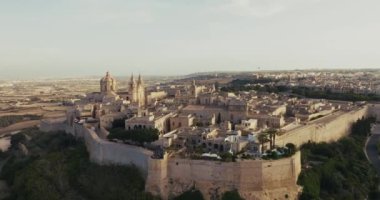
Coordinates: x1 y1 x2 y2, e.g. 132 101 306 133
100 71 115 83
100 71 117 94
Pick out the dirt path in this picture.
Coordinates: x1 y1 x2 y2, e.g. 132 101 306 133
0 108 66 118
0 120 40 136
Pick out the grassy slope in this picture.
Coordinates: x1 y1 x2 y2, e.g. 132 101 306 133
298 117 379 200
0 128 159 200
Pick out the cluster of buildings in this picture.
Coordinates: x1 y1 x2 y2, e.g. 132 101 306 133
67 71 362 160
271 71 379 94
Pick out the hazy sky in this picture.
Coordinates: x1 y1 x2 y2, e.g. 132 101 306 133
0 0 379 79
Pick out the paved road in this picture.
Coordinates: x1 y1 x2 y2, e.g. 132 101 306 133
365 124 380 174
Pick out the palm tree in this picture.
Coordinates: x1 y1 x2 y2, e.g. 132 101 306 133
267 129 278 149
257 133 269 154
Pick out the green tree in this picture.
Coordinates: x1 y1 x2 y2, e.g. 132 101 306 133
222 189 244 200
10 133 26 149
2 130 160 200
298 117 378 199
220 152 236 162
266 129 277 149
298 170 320 200
214 81 220 92
285 143 296 155
107 128 159 145
257 133 269 154
216 113 222 125
173 189 204 200
112 117 127 128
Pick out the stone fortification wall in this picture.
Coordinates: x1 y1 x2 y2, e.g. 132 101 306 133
41 105 370 200
368 104 380 120
146 152 301 200
41 120 153 176
65 123 153 176
40 118 67 132
276 106 368 147
98 127 109 139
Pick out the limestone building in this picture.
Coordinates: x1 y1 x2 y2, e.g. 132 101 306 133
100 71 117 95
86 71 120 103
128 74 146 107
125 112 172 134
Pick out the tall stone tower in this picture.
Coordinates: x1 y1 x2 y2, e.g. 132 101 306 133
128 74 138 102
128 74 146 107
100 71 117 95
190 79 199 98
137 74 146 107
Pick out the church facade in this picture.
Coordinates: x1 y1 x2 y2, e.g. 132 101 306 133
85 72 146 108
128 74 146 107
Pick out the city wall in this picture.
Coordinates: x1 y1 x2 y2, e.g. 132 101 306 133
67 124 153 176
146 152 301 200
275 105 369 147
41 119 301 200
368 104 380 121
41 119 153 177
40 118 67 132
39 104 373 200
